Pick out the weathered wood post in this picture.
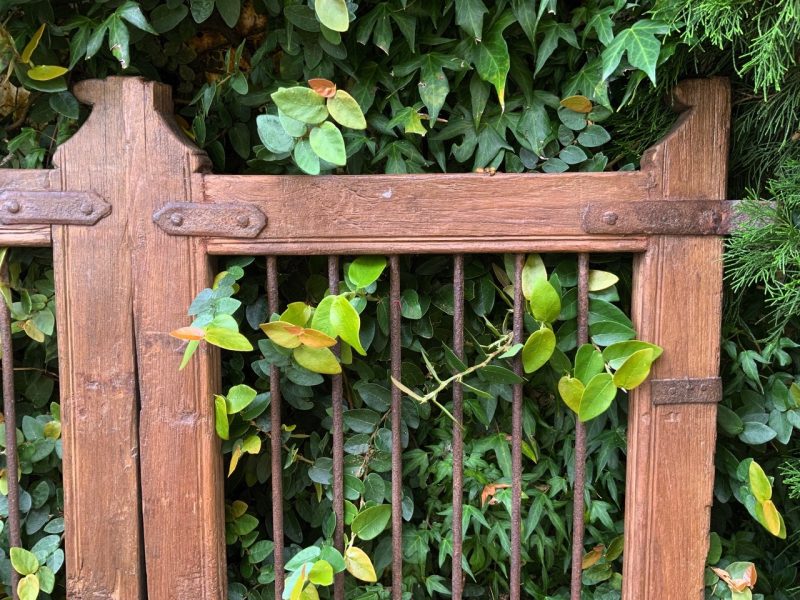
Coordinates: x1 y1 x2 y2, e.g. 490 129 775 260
51 77 225 598
624 77 730 599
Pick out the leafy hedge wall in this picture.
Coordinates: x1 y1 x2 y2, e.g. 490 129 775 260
0 0 798 599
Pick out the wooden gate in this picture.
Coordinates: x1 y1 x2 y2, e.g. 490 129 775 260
0 75 731 599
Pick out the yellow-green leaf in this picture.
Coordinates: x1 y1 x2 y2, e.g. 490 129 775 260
755 499 783 538
588 270 619 291
294 345 341 374
22 24 46 64
521 328 556 374
297 328 337 349
281 302 313 327
308 559 334 586
330 295 366 355
348 256 387 288
17 574 39 600
345 546 377 582
10 548 39 576
315 0 349 32
749 461 772 503
521 254 547 300
260 321 303 348
578 372 617 422
558 376 584 414
300 584 320 600
214 395 229 440
529 278 561 323
204 326 252 351
226 384 257 414
574 343 604 384
242 434 261 454
328 90 367 129
27 65 69 81
228 444 243 477
612 348 655 390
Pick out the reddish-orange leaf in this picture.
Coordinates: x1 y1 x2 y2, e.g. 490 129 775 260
309 78 337 98
481 483 511 507
581 545 604 569
712 566 757 593
170 326 206 341
298 328 337 348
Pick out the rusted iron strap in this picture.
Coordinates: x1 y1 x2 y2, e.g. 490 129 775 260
152 202 266 238
0 190 110 225
582 200 740 235
651 378 722 405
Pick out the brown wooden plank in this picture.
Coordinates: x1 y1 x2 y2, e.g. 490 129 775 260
50 83 144 596
202 170 657 253
0 169 54 246
624 77 730 600
78 77 226 599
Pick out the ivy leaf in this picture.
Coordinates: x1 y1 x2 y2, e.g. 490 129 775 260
330 295 366 355
216 0 240 28
535 20 578 76
612 348 655 390
476 19 511 111
327 90 367 129
419 56 449 123
108 16 131 68
310 122 346 166
271 87 329 124
344 546 378 582
578 372 617 422
294 345 341 374
190 0 214 22
118 1 157 34
601 20 670 84
315 0 349 32
351 504 391 540
455 0 488 40
521 328 556 373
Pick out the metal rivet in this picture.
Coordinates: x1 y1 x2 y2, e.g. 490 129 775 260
170 213 184 226
4 200 20 214
80 202 94 215
700 384 708 392
602 211 618 225
236 215 250 228
668 387 676 395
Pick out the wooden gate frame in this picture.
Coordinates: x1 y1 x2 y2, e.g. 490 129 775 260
0 75 730 599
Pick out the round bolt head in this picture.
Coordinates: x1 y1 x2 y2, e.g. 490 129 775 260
4 200 20 214
236 214 250 228
80 202 94 215
170 213 184 226
602 211 618 225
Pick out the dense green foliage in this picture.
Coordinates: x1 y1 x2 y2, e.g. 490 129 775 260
0 0 798 599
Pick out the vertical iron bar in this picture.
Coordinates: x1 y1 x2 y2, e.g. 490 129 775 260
389 255 403 598
570 253 590 599
451 255 465 599
511 254 524 600
267 256 285 599
0 259 20 599
328 256 345 600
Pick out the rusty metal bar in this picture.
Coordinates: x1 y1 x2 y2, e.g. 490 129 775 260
328 256 345 600
0 190 110 226
389 255 403 597
570 253 590 599
0 259 20 599
266 256 284 598
451 255 465 599
651 377 722 405
511 254 524 600
152 202 266 238
582 199 741 235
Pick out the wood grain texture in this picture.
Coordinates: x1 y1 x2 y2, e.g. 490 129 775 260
202 170 657 254
0 170 53 246
50 81 144 598
624 77 730 600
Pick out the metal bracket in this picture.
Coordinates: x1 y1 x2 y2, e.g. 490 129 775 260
582 200 740 235
0 190 110 226
153 202 267 238
651 378 722 405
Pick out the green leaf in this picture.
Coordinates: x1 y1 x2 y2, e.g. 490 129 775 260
17 574 39 600
22 24 45 64
179 340 200 370
257 115 294 153
343 408 381 433
345 546 377 582
308 559 334 586
476 20 511 111
330 296 366 355
293 140 321 175
37 566 54 594
749 460 772 502
529 279 561 323
286 547 321 571
588 270 619 291
577 125 611 148
521 328 556 374
49 92 80 120
558 375 584 413
601 20 669 84
574 344 604 384
204 326 253 351
214 395 229 439
108 16 131 68
10 548 39 576
559 145 587 165
271 87 328 124
315 0 350 32
521 254 547 300
294 345 341 374
216 0 241 28
578 372 617 422
754 499 784 538
419 57 449 123
612 348 655 390
352 504 392 540
118 1 157 34
327 90 367 129
455 0 488 40
191 0 215 22
226 384 257 414
602 340 663 369
310 122 346 166
348 256 386 288
738 422 776 445
27 65 69 81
